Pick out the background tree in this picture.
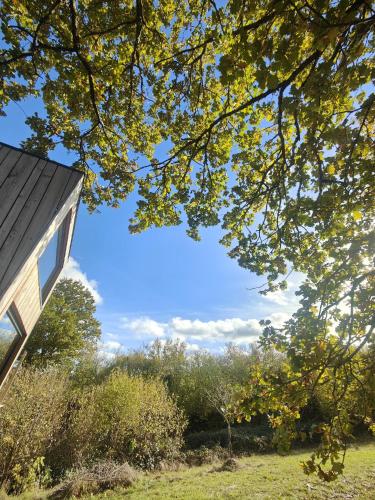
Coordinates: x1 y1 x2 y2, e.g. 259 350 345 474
24 278 101 368
106 338 188 393
205 376 241 457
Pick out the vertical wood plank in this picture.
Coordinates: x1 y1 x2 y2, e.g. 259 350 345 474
0 154 40 226
0 160 47 248
0 145 10 164
56 170 82 211
0 149 22 187
0 164 57 284
0 166 71 287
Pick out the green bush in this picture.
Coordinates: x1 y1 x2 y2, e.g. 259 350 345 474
64 371 187 469
0 368 69 494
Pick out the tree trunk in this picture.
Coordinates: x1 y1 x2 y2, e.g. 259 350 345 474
227 421 232 457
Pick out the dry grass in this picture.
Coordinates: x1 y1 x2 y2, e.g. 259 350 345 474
48 461 137 499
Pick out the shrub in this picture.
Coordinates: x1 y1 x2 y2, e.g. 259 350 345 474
64 371 187 469
0 368 69 494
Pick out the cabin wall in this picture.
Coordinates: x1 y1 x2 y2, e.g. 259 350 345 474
0 179 81 325
0 143 83 390
0 181 82 389
13 265 41 334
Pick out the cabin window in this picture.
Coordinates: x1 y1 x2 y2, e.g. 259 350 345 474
38 223 64 303
38 229 59 292
37 213 71 304
0 311 21 371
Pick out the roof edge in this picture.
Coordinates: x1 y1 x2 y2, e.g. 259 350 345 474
0 141 84 177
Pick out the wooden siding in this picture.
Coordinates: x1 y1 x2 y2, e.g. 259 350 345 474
0 182 82 323
13 265 41 334
0 143 83 305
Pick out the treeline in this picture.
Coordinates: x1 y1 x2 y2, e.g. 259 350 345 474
0 279 373 494
0 280 269 494
0 340 271 491
103 340 279 433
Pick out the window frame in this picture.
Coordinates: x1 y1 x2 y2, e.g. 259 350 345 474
38 212 71 305
0 306 26 387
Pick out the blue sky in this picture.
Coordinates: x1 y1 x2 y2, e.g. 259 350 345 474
0 100 302 356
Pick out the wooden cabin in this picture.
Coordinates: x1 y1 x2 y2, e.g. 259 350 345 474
0 143 83 388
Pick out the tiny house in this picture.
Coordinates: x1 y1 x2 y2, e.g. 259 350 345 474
0 143 83 388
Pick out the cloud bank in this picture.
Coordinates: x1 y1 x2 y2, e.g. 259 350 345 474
121 315 268 344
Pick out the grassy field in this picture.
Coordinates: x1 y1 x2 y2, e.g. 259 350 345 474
87 442 375 500
8 442 375 500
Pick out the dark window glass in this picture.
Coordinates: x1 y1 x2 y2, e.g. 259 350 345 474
0 312 20 370
38 230 59 301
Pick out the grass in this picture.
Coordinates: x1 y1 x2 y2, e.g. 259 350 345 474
85 442 375 500
7 442 375 500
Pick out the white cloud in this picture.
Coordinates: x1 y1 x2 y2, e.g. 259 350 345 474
108 275 304 350
120 315 262 344
61 257 103 305
267 312 291 328
262 289 291 306
121 316 167 338
170 317 262 343
99 313 290 357
101 340 122 351
259 275 303 311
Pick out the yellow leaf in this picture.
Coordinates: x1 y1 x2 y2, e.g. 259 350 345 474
353 210 362 221
327 165 335 175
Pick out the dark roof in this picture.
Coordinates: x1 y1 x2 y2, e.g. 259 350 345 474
0 143 83 299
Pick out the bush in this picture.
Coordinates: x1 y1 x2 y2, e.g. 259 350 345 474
0 368 69 494
64 371 187 469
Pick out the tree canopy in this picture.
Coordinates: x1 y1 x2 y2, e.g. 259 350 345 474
24 278 101 367
1 1 373 268
1 0 374 480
